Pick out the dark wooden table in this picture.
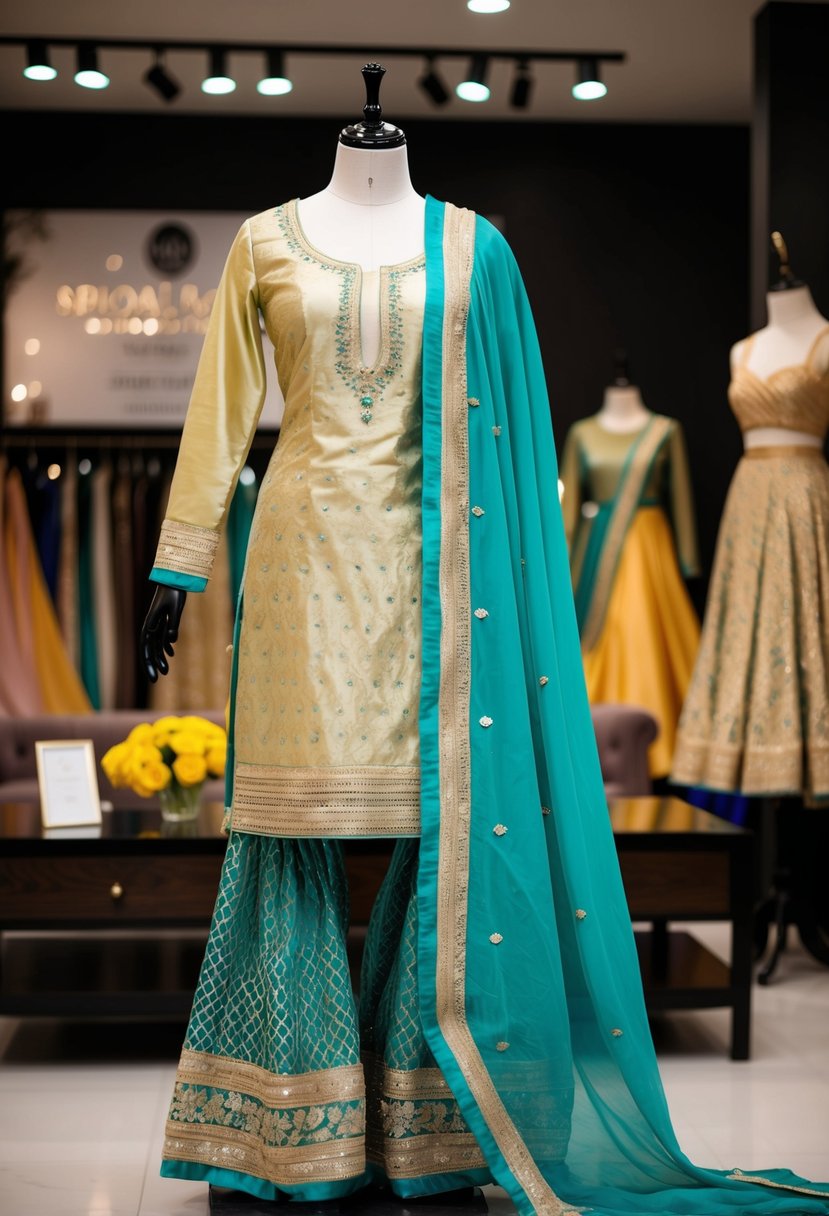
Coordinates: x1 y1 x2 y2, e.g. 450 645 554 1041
0 795 753 1057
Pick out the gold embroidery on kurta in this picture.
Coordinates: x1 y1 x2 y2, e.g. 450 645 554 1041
155 518 219 580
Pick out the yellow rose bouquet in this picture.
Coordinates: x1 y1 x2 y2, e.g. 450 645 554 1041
102 715 227 821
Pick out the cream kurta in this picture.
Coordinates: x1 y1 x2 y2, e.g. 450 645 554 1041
153 201 426 836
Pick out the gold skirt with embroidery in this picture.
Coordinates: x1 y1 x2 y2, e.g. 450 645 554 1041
672 449 829 799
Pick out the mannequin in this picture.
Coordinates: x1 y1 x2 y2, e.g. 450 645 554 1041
560 347 700 777
141 66 425 681
146 90 829 1213
596 350 652 433
730 234 829 451
673 231 829 805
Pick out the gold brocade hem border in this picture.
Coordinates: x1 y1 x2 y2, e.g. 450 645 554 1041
435 203 570 1215
230 763 421 836
366 1131 486 1178
154 517 220 580
163 1123 365 1184
672 734 829 798
362 1053 487 1178
727 1169 829 1198
176 1049 365 1106
163 1051 366 1185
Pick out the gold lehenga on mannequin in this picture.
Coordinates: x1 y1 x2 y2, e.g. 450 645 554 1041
560 414 700 778
672 329 829 799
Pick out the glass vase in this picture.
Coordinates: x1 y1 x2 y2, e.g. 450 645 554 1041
158 781 203 823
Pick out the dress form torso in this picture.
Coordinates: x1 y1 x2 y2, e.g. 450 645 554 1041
597 385 651 434
298 143 426 367
730 286 829 449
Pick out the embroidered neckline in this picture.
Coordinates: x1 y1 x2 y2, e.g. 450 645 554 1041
275 199 424 424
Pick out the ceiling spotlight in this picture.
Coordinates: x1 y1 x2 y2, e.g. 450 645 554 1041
202 48 236 95
511 59 533 109
457 54 490 103
572 57 607 101
23 40 57 82
419 57 449 106
74 43 110 90
144 50 180 103
467 0 511 11
257 49 293 96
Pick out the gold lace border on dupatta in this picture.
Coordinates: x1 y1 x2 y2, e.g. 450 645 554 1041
230 763 421 836
727 1169 829 1199
163 1049 366 1185
154 518 219 580
434 204 576 1215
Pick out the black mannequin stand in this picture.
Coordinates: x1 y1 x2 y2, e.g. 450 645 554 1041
208 1185 488 1215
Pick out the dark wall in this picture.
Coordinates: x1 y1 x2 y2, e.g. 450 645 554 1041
753 1 829 327
3 109 750 597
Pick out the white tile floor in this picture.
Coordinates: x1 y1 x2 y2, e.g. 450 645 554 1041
0 925 827 1215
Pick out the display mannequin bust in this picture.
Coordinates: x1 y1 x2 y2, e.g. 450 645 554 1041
730 284 829 451
140 119 424 680
597 384 651 433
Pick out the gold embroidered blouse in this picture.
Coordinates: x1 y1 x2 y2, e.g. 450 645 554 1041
153 201 426 837
728 327 829 439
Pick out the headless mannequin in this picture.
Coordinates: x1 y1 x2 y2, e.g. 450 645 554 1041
141 136 425 680
731 284 829 451
597 384 651 433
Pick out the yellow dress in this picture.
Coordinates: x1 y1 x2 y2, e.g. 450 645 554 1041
560 414 700 778
153 200 425 837
673 330 829 799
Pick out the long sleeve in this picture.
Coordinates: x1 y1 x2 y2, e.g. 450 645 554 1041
558 425 584 551
150 220 267 591
666 420 700 577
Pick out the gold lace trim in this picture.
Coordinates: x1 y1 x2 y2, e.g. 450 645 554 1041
435 204 570 1215
176 1049 364 1106
727 1169 829 1198
164 1050 366 1184
230 763 421 837
163 1123 365 1183
368 1132 486 1178
362 1054 487 1178
743 445 826 460
672 734 829 798
154 518 219 580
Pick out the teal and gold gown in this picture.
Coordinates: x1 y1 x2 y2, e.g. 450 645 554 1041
152 198 829 1215
560 414 701 778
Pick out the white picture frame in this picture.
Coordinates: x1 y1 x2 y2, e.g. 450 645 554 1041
35 739 103 829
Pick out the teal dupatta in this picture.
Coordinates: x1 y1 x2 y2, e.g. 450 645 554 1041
416 197 829 1216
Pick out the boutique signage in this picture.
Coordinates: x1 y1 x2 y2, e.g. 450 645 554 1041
4 209 283 429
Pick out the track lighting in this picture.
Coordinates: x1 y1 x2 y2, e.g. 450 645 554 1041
457 53 490 103
572 57 607 101
144 50 180 102
467 0 511 11
202 47 236 95
418 57 449 106
74 43 109 90
511 59 532 109
23 40 56 82
11 36 626 110
257 49 292 96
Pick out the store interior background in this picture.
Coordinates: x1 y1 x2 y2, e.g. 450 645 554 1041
1 2 829 1212
2 0 826 587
